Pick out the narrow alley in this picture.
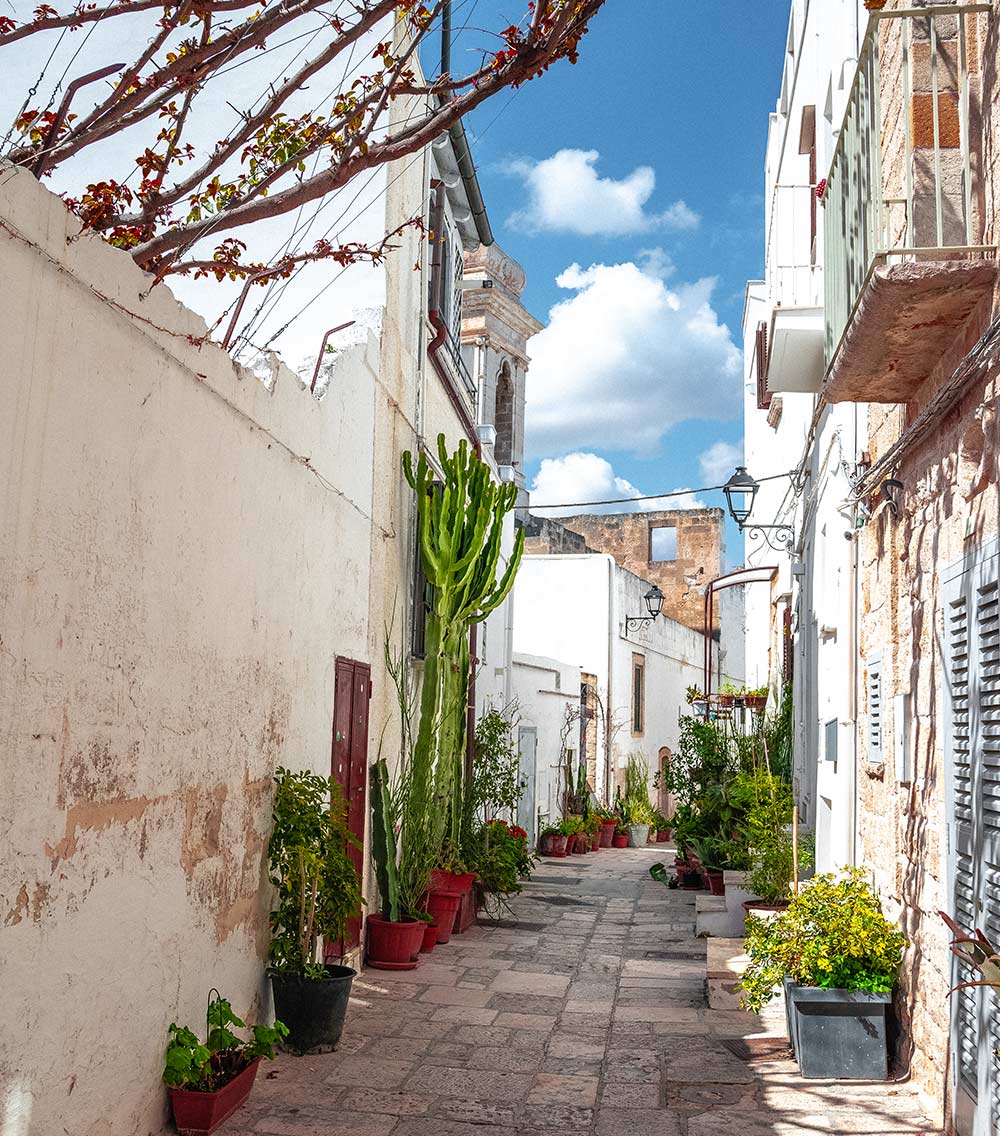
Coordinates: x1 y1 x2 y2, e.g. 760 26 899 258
222 850 939 1136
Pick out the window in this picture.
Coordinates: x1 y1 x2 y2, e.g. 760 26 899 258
865 653 883 765
411 480 442 659
755 321 771 411
439 218 465 343
494 362 514 465
649 525 677 562
631 653 645 735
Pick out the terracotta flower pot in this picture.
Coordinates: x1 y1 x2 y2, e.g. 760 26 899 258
420 922 439 953
590 832 601 851
718 694 735 707
539 833 569 857
745 695 767 713
453 887 477 934
430 869 475 896
598 820 616 847
703 869 725 896
366 915 425 969
169 1058 261 1136
677 867 703 890
425 891 461 943
656 829 672 843
571 833 587 854
742 899 790 922
612 834 628 848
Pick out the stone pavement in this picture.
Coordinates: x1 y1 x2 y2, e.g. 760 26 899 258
221 847 942 1135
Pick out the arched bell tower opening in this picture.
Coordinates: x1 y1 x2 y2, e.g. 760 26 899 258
494 361 515 466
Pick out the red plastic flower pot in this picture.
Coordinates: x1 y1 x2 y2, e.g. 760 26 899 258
420 922 439 953
365 914 425 969
598 820 616 848
425 891 461 943
612 834 629 848
169 1058 261 1136
430 869 476 897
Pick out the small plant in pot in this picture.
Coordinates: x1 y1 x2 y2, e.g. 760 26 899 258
620 754 655 846
367 757 430 967
164 992 287 1135
538 822 568 857
740 869 905 1080
612 823 629 849
267 767 363 1054
651 809 672 843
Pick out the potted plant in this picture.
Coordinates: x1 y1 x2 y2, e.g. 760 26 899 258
621 754 654 846
597 810 618 847
740 870 905 1080
366 757 429 968
743 685 768 713
690 834 730 896
465 818 534 916
538 823 568 857
612 824 629 849
164 993 287 1135
651 810 672 843
266 767 362 1053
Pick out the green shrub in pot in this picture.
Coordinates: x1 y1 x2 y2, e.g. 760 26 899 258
267 767 363 1053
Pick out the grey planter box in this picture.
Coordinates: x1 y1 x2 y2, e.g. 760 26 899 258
788 984 892 1080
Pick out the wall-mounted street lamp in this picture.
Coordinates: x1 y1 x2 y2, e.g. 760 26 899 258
626 585 664 635
723 466 795 553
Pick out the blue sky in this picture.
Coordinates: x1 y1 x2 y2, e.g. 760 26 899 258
452 0 791 556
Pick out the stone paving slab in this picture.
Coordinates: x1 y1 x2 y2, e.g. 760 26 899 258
217 847 943 1136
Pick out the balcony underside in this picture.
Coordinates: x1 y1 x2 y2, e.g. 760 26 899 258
824 259 997 403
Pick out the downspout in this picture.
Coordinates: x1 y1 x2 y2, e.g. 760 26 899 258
849 404 860 866
605 556 615 804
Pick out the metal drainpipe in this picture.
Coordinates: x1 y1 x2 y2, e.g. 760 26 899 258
605 556 615 804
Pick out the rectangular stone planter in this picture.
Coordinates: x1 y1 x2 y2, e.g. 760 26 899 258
788 984 892 1080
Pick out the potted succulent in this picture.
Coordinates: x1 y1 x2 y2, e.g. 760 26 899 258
538 823 569 857
367 758 429 967
740 870 905 1080
267 767 362 1052
164 993 287 1135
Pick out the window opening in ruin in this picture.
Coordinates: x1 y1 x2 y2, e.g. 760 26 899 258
649 524 677 562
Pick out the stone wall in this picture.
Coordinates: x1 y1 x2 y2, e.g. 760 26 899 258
852 5 1000 1118
551 509 726 632
523 514 596 556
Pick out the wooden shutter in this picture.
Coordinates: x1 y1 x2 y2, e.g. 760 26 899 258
755 322 771 410
866 654 883 764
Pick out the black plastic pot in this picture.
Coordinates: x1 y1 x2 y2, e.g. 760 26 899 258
788 983 892 1080
269 965 356 1054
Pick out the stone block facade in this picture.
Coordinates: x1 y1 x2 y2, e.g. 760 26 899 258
548 509 726 632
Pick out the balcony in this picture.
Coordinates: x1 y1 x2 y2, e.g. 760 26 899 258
823 3 997 404
764 185 825 395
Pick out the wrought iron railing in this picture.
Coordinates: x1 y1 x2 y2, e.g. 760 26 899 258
444 328 477 402
823 3 995 369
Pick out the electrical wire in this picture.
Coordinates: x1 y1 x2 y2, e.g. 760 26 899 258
529 470 797 512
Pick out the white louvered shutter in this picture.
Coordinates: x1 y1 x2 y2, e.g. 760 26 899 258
943 539 1000 1134
867 654 883 764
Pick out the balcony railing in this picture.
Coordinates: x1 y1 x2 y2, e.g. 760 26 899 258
444 327 477 402
823 3 996 395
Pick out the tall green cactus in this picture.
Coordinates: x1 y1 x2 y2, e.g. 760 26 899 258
402 433 525 863
369 758 400 922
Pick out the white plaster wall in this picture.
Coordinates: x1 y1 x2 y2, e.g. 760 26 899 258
511 653 581 837
0 163 383 1136
512 555 703 806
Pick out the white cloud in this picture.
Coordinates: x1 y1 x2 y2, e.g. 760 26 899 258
699 441 743 485
526 256 742 457
506 149 699 237
529 453 704 516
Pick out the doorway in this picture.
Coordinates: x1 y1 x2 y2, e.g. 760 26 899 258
518 726 538 842
327 656 370 957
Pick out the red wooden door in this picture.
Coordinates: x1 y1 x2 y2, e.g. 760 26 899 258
327 657 370 957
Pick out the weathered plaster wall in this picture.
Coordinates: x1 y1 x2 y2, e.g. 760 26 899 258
852 5 1000 1116
553 509 726 633
0 163 387 1134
